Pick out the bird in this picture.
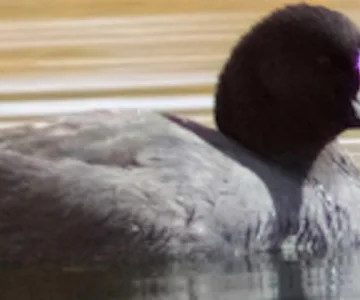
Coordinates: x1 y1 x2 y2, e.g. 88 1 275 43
0 3 358 266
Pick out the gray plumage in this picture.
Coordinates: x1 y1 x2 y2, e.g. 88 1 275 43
0 3 359 265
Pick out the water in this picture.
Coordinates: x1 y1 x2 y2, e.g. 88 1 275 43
3 252 360 299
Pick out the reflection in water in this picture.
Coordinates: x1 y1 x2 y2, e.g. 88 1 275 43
0 251 359 300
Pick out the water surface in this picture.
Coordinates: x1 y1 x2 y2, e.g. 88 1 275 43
2 252 360 299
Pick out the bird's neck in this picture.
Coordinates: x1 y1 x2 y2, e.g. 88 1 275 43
267 140 359 183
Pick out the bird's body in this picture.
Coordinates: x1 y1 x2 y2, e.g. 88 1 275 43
0 4 359 265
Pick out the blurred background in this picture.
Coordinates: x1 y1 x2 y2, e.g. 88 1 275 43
1 0 360 156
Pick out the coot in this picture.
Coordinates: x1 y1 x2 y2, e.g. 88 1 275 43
0 3 358 265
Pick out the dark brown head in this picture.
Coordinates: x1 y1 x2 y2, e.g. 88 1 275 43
215 4 360 163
